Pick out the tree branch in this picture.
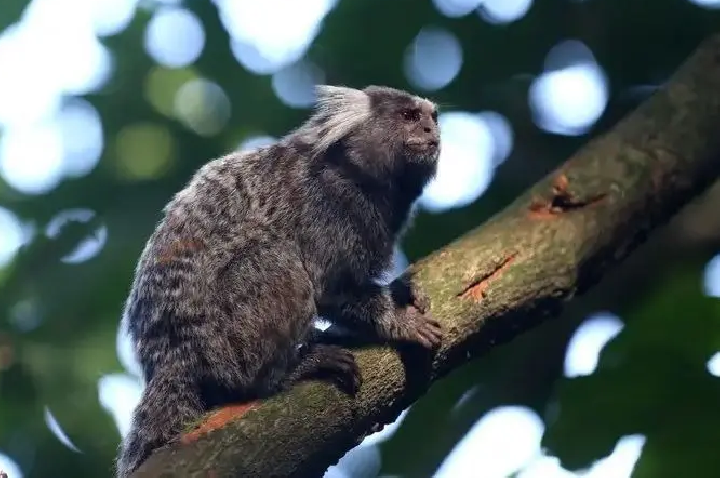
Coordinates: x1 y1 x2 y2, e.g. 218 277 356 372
133 35 720 477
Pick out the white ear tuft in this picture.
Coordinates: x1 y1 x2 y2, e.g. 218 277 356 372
314 85 367 108
291 85 371 155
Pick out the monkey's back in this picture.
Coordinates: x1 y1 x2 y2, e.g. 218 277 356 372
122 154 253 361
122 149 310 376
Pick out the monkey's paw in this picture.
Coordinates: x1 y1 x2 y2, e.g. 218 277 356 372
315 345 362 395
397 308 443 350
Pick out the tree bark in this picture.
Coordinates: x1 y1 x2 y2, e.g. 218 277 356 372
133 34 720 477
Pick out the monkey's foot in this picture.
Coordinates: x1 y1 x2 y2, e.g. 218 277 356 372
305 344 362 395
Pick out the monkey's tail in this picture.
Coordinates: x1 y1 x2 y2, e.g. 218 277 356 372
115 369 203 477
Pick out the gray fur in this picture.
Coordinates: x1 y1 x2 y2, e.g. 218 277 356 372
116 84 442 477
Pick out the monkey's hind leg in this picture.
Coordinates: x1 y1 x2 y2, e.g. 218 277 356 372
219 235 362 398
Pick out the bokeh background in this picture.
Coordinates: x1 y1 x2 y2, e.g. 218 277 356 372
1 0 720 477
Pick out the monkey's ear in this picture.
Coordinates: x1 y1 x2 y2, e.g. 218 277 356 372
313 85 369 115
296 85 371 155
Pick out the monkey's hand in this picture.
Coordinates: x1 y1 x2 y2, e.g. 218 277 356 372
319 280 443 350
384 275 441 349
390 306 443 349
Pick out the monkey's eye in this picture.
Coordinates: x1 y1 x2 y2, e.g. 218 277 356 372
401 109 420 122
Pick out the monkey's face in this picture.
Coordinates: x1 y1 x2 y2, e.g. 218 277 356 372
396 100 440 162
363 86 441 167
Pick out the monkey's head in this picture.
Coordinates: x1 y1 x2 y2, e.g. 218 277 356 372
362 85 440 164
299 85 441 180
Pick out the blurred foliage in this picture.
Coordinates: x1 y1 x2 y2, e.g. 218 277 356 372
0 0 719 477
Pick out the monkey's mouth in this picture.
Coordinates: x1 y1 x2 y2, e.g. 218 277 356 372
406 138 440 154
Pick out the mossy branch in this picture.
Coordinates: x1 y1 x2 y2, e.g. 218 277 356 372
132 35 720 477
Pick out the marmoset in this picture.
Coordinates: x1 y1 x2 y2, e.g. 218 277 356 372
116 84 443 477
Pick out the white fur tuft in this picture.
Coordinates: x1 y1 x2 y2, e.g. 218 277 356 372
294 85 371 155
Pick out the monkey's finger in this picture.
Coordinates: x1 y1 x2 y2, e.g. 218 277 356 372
337 353 358 369
333 374 354 395
327 355 357 373
411 291 431 313
337 353 359 370
351 368 363 394
422 318 443 329
424 321 442 333
335 365 362 395
410 330 434 349
412 313 442 332
420 332 442 349
416 324 443 348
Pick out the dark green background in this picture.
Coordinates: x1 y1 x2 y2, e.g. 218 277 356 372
1 0 720 477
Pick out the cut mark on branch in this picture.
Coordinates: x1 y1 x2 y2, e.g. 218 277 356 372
529 174 607 219
458 253 518 301
180 402 259 445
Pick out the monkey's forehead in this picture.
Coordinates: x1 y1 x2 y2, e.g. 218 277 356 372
415 97 436 115
399 94 436 113
364 85 437 111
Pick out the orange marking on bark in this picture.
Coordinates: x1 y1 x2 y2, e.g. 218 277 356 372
528 174 607 220
528 197 557 219
459 253 518 301
180 402 259 445
552 173 569 195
